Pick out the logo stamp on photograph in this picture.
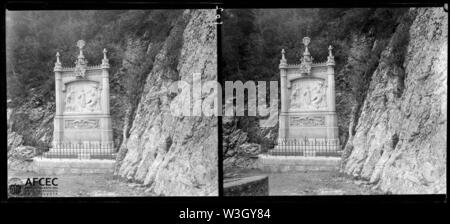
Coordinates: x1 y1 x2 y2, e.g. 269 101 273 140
8 177 59 197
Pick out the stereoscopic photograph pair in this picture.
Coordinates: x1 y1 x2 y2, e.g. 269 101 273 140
6 6 447 197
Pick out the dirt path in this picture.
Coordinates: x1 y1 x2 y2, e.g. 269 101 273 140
226 169 383 195
9 169 383 197
8 170 155 197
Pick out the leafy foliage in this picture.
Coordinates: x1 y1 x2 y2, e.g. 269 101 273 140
6 11 123 103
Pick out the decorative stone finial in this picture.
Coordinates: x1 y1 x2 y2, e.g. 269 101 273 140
299 37 312 75
54 52 62 71
76 40 86 59
303 36 310 46
102 48 109 68
327 45 335 66
279 49 287 68
302 37 311 56
56 52 61 64
75 40 88 78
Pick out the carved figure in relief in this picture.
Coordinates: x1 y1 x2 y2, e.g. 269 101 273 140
65 90 76 112
290 80 327 110
301 86 312 106
290 88 301 109
64 84 100 113
85 87 100 112
310 81 326 108
76 89 86 109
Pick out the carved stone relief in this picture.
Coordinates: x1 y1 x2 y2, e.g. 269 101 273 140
290 79 327 110
64 82 101 113
289 116 325 126
65 119 100 129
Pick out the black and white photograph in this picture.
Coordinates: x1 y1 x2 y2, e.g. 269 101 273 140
2 0 448 220
6 9 218 197
222 8 447 196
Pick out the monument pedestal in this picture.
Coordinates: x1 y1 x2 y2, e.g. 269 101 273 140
256 154 340 172
32 157 115 175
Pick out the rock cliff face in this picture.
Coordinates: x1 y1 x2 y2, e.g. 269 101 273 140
223 116 264 172
115 10 218 196
7 102 54 148
343 8 447 194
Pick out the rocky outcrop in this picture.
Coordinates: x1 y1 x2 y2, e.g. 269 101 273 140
7 100 51 171
343 8 447 194
7 102 54 148
8 130 24 150
115 10 218 196
223 116 265 171
8 146 37 171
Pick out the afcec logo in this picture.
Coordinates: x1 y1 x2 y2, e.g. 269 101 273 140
8 178 23 196
24 177 58 187
8 177 59 197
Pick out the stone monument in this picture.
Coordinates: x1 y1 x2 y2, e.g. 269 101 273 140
273 37 340 156
45 40 114 159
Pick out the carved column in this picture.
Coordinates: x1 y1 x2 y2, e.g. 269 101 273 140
278 49 288 140
101 55 110 115
326 46 336 112
327 64 336 112
101 49 113 149
326 46 338 140
53 52 63 148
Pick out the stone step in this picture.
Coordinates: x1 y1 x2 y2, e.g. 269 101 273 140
32 157 115 175
256 154 341 172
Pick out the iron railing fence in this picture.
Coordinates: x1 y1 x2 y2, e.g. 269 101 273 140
39 142 116 160
269 137 341 157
